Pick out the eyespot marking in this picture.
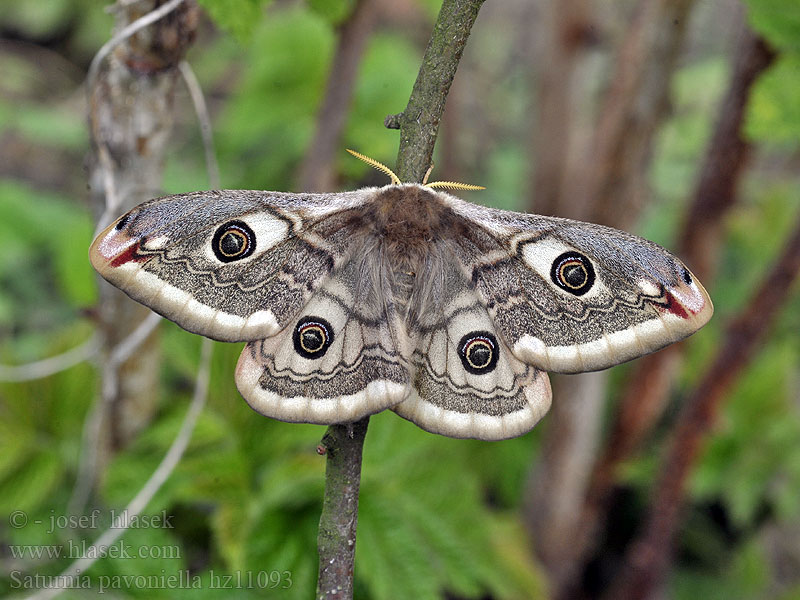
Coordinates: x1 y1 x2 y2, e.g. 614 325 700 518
293 316 334 359
550 251 595 296
212 220 256 263
458 331 499 375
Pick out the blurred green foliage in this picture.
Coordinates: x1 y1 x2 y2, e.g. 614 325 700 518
0 0 799 599
196 0 273 41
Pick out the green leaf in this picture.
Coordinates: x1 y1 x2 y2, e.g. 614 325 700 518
0 180 96 313
0 451 62 514
307 0 355 24
744 0 800 51
745 55 800 145
196 0 271 42
0 415 34 481
216 6 333 189
691 339 800 527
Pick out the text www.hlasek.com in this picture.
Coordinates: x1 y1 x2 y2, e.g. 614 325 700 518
9 540 180 560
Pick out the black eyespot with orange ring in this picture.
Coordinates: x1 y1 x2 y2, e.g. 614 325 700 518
551 251 595 296
458 331 499 375
212 220 255 263
293 316 334 359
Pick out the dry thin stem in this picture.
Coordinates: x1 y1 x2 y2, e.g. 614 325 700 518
67 368 112 517
67 313 162 515
179 59 220 189
0 336 99 382
31 339 213 600
109 312 163 367
72 0 201 515
76 0 187 513
90 0 196 454
89 0 188 234
69 17 212 538
87 0 185 90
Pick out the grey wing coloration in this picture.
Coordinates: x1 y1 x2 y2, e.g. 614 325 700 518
89 183 713 441
90 189 376 342
236 257 412 425
441 194 714 374
394 258 551 441
91 188 412 425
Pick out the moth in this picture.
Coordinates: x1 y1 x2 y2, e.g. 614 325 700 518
89 152 713 441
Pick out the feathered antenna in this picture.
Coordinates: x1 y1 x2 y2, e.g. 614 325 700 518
425 181 486 191
345 149 484 190
346 149 401 185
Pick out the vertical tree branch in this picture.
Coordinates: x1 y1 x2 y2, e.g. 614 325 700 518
604 208 800 600
392 0 485 183
679 33 776 280
575 0 694 226
524 370 606 589
529 0 592 216
316 1 485 597
588 0 695 228
316 418 370 600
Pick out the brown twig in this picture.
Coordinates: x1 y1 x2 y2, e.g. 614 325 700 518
528 0 592 217
315 1 485 597
299 0 380 192
560 28 776 599
604 207 800 600
316 419 370 599
585 0 695 227
679 33 776 280
526 0 697 591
